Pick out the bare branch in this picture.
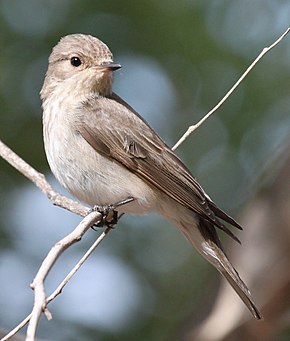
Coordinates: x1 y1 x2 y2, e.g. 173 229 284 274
0 139 89 217
0 223 110 341
0 140 108 340
25 210 102 341
0 316 31 341
172 28 290 151
46 226 111 303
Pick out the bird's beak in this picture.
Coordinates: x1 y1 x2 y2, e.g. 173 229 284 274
92 62 122 72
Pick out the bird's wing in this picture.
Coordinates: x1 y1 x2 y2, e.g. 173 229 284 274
76 93 241 241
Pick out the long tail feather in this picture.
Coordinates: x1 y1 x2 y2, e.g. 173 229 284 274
178 218 263 320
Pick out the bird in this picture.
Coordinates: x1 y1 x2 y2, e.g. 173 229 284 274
41 33 262 320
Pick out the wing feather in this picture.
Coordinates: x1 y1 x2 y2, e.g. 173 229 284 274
76 93 241 241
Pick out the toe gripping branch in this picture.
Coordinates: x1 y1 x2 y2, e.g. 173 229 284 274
90 197 134 228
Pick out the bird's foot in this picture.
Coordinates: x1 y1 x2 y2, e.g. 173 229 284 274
91 197 134 229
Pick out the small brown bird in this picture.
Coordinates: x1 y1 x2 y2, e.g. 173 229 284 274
41 34 262 319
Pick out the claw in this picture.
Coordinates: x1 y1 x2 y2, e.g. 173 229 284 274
90 197 134 229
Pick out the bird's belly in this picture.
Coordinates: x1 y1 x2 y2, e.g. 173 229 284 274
45 128 157 214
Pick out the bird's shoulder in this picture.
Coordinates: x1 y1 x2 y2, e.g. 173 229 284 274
78 92 167 156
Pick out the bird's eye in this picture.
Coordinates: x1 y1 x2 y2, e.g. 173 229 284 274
70 56 82 67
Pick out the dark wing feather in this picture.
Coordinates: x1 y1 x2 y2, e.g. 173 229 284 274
77 93 241 241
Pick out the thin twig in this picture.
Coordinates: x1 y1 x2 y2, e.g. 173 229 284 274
26 210 102 341
0 225 110 341
46 227 111 303
0 315 31 341
172 28 290 151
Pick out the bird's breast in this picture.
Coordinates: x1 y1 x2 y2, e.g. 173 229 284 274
42 97 158 214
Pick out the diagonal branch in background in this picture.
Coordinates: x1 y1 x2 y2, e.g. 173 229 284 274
172 27 290 151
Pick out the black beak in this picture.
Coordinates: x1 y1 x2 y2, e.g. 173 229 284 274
93 62 122 72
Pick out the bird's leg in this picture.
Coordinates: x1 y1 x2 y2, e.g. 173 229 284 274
91 196 134 228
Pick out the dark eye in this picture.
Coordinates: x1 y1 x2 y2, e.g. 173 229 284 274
70 56 82 67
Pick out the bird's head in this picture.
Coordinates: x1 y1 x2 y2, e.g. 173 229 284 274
40 34 121 101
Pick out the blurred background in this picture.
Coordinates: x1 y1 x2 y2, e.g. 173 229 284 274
0 1 290 340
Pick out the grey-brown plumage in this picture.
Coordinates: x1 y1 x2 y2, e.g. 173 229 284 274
41 34 262 320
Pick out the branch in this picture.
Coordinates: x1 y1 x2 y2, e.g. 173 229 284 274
46 225 111 303
26 210 102 341
0 223 109 341
172 27 290 151
0 140 107 340
0 139 89 217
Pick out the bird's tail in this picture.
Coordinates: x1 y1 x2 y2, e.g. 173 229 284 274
177 217 263 320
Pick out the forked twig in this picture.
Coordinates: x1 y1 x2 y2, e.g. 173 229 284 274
26 211 102 341
1 224 109 341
